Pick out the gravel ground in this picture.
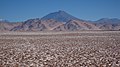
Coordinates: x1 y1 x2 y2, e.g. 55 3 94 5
0 31 120 67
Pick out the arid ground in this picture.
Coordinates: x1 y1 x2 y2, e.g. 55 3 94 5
0 31 120 67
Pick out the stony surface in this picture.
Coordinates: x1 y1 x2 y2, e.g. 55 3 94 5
0 31 120 67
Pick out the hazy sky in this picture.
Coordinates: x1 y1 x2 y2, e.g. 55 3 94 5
0 0 120 22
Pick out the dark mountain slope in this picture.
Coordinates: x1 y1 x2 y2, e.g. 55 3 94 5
41 10 82 23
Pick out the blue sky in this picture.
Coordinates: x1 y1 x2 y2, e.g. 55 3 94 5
0 0 120 22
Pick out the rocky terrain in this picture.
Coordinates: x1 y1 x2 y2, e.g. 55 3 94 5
0 31 120 67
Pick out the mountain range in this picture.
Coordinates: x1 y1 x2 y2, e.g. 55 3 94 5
0 10 120 32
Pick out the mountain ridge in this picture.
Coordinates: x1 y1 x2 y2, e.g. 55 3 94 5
0 10 120 31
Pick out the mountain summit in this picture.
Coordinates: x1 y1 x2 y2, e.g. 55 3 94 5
41 10 81 23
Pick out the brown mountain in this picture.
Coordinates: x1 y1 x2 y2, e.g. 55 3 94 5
0 11 120 32
65 20 100 31
95 18 120 30
0 21 22 32
11 19 64 31
10 19 100 31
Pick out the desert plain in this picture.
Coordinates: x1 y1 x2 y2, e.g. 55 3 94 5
0 31 120 67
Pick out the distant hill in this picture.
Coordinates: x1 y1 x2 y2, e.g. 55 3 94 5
0 10 120 32
0 21 22 32
95 18 120 24
95 18 120 30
